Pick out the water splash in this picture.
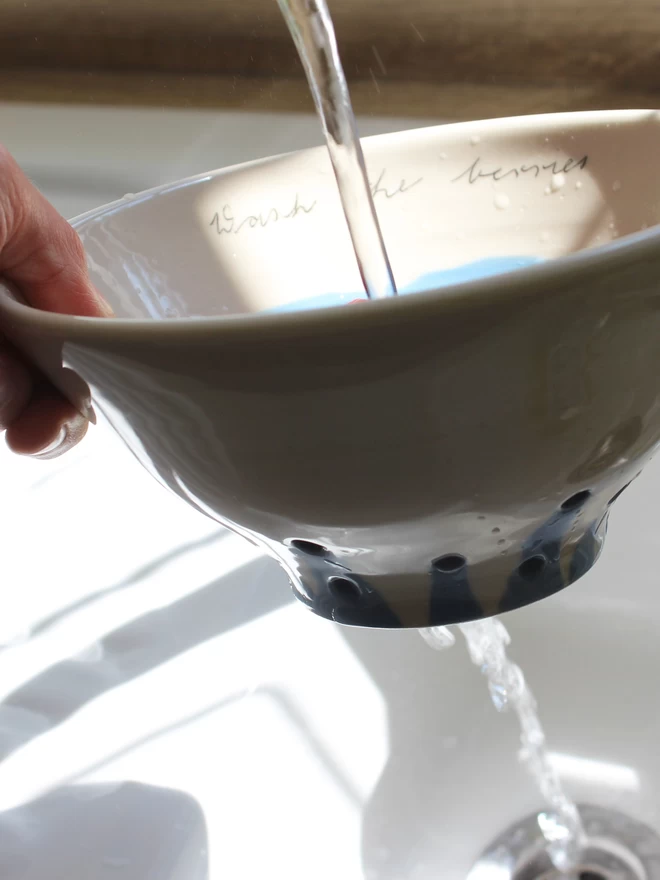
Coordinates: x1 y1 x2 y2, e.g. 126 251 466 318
418 626 456 651
421 618 586 873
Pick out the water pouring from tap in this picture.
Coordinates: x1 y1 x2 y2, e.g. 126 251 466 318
277 0 397 299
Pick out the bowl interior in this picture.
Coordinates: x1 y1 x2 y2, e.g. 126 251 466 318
74 110 660 319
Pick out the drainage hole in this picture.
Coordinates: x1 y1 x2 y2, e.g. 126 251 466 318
561 489 592 511
518 555 547 580
291 539 328 557
328 577 362 603
432 553 467 574
579 871 608 880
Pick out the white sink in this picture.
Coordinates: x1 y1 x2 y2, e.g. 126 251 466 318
1 102 660 880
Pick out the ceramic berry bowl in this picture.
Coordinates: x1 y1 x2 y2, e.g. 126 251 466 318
2 109 660 628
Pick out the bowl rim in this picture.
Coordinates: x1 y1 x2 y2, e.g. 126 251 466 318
2 108 659 345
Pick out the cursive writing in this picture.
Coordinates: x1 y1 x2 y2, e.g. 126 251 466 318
210 193 317 235
370 168 423 199
452 155 588 185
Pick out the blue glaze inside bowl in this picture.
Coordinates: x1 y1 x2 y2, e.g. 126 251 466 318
267 256 541 313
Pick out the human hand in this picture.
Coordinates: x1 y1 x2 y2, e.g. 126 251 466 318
0 146 111 458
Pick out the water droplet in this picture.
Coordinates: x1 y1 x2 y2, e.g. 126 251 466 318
494 192 510 210
440 151 448 159
544 186 551 195
575 180 583 190
470 135 481 146
550 172 566 192
122 193 135 200
419 626 455 650
612 180 622 192
492 526 501 534
478 514 486 520
497 538 506 545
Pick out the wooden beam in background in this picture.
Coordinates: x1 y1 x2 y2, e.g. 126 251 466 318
1 0 659 115
2 70 658 122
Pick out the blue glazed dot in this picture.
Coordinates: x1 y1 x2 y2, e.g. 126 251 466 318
265 256 542 314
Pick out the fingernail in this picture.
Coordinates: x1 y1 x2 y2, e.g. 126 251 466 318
32 425 69 460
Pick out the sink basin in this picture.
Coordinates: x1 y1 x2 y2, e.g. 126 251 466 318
1 103 660 880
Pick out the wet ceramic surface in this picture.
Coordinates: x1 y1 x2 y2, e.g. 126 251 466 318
3 109 660 628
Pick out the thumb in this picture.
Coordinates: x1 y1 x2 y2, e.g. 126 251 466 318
0 145 112 318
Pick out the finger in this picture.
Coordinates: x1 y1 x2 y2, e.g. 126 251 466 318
0 146 112 318
0 347 32 430
5 384 89 459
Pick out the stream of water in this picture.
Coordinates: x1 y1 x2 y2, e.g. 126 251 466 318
276 0 397 299
424 620 586 873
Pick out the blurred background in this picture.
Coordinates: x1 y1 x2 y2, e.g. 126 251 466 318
2 0 659 120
